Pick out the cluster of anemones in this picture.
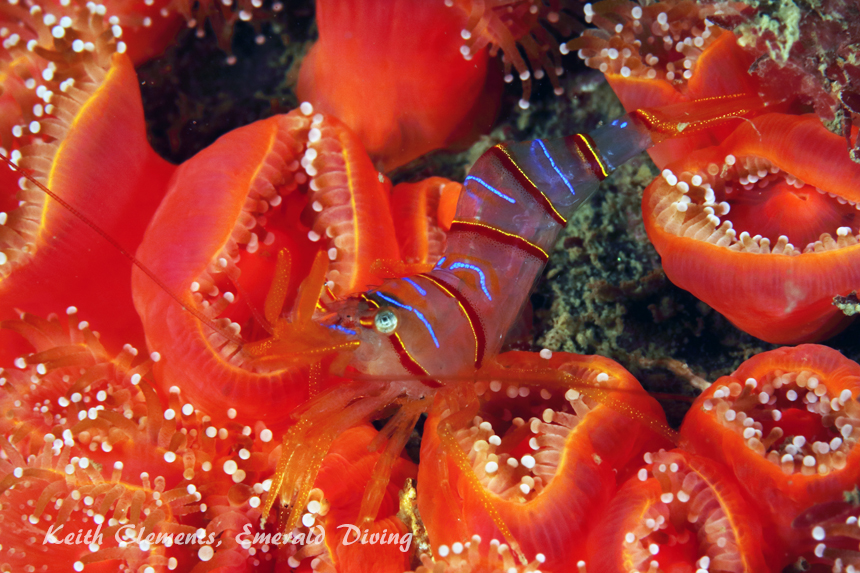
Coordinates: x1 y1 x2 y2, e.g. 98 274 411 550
0 310 419 572
415 346 860 572
0 311 277 571
2 0 860 572
0 2 467 570
4 309 858 572
568 0 860 345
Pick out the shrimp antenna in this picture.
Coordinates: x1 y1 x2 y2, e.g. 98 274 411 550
0 153 246 348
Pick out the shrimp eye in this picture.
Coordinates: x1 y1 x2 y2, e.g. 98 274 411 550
374 309 398 334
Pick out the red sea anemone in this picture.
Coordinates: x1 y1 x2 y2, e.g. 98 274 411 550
417 351 672 571
130 104 453 430
0 313 201 572
0 310 302 571
586 449 770 573
566 0 763 168
296 0 500 171
0 2 174 361
643 113 860 343
4 1 860 571
680 344 860 564
131 108 338 429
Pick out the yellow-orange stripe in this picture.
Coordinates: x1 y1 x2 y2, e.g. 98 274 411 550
571 133 609 180
418 273 484 368
490 145 567 226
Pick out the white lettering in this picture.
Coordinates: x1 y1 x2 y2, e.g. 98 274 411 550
338 524 361 545
42 523 63 545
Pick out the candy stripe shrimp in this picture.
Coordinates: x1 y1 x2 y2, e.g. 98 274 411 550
322 94 763 380
264 94 765 540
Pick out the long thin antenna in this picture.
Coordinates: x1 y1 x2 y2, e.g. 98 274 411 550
0 153 245 348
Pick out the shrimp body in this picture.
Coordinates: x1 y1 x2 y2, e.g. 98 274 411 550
323 114 654 380
258 94 767 539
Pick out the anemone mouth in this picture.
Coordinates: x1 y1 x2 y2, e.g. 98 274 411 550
443 355 652 504
700 369 858 477
617 450 763 573
649 154 860 256
178 126 316 352
428 354 674 506
170 109 397 367
130 109 396 424
165 124 322 356
450 366 633 503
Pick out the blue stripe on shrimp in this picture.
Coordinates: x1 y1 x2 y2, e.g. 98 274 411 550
464 175 516 204
449 262 492 301
535 139 576 197
375 292 440 348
